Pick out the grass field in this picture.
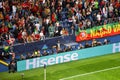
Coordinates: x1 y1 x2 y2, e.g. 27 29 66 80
0 53 120 80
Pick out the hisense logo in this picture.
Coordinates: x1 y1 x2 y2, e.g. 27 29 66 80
26 53 79 69
113 43 120 53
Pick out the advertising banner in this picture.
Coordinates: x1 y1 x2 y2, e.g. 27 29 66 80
17 42 120 71
76 23 120 42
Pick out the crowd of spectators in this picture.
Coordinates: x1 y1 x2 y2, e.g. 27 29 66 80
17 38 110 60
0 0 120 46
0 0 119 60
0 37 110 61
0 36 110 74
0 0 119 73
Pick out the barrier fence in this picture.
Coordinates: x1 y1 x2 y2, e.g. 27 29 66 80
17 42 120 71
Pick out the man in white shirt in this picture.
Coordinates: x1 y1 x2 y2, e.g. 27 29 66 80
102 5 108 18
108 3 114 18
96 12 101 25
12 5 17 16
0 1 3 12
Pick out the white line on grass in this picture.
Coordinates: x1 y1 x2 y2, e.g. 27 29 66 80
59 66 120 80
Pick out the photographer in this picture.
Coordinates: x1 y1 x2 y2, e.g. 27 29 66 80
8 60 16 73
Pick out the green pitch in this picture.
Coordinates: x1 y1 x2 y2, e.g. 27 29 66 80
0 53 120 80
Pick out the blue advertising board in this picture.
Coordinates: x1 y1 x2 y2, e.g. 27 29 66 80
17 42 120 71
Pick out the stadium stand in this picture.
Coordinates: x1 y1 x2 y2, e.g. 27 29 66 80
0 0 120 72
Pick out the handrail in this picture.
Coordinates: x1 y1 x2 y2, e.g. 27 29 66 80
0 60 9 66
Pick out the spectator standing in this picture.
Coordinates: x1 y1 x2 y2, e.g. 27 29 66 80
92 39 97 47
96 12 102 25
70 25 75 35
26 53 32 59
48 23 55 37
22 29 27 43
56 40 62 52
26 35 34 43
85 42 91 48
12 4 17 16
8 60 16 73
103 38 109 45
78 43 84 49
108 3 114 18
20 54 25 60
0 0 4 15
102 5 108 19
